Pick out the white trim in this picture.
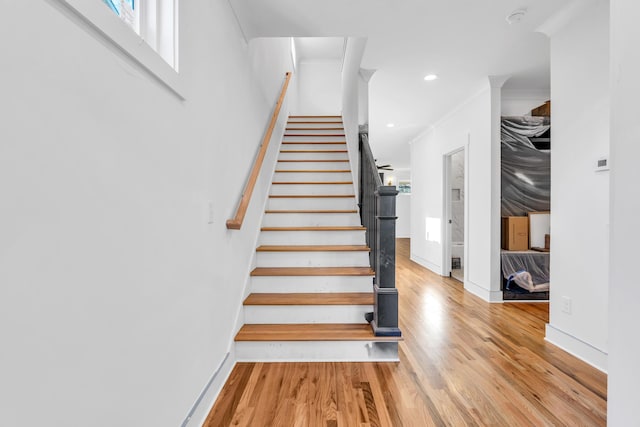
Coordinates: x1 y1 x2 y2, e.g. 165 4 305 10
442 146 466 280
51 0 186 99
465 279 504 303
545 324 608 372
182 351 236 427
463 135 470 285
442 153 452 278
410 253 442 276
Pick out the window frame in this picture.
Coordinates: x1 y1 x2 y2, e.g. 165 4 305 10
56 0 185 99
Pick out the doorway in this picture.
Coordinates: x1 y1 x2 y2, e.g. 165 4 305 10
444 148 466 282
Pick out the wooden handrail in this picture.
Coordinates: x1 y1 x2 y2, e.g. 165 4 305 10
227 72 292 230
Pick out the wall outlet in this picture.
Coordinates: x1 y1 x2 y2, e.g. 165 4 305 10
562 296 572 314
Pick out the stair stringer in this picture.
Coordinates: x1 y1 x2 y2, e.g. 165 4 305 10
225 108 290 364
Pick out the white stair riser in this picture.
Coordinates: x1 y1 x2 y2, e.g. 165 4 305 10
286 123 344 129
276 161 350 171
289 117 342 123
279 152 349 161
284 130 345 136
280 143 347 151
267 197 357 210
283 131 345 137
262 213 361 227
235 341 399 362
259 230 367 245
282 136 346 144
256 251 370 267
273 172 352 182
270 184 354 196
244 305 372 324
250 276 373 293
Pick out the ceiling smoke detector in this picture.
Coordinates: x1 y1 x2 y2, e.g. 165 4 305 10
506 8 527 25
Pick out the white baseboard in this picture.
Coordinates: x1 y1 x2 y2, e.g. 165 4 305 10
410 253 442 275
465 279 503 303
410 254 503 303
545 323 608 373
182 350 237 427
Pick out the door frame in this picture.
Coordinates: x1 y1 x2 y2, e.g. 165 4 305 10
442 138 469 281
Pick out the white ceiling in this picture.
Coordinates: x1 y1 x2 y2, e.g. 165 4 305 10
229 0 570 168
294 37 345 62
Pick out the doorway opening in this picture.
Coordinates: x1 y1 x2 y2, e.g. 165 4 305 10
444 148 466 283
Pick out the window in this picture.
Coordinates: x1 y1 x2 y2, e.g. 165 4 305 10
56 0 184 97
101 0 178 70
102 0 136 29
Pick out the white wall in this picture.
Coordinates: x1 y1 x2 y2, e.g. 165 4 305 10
295 61 342 114
358 71 371 126
501 90 551 116
609 0 640 423
0 2 292 426
410 85 501 300
544 0 610 371
385 169 411 238
396 195 411 238
342 38 367 199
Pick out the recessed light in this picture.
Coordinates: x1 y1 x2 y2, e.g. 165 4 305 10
387 123 395 128
424 74 438 81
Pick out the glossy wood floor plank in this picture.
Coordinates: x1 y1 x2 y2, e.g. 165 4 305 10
206 239 607 426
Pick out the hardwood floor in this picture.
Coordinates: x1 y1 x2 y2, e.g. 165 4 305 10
205 239 607 426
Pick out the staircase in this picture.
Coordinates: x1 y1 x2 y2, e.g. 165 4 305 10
234 115 400 362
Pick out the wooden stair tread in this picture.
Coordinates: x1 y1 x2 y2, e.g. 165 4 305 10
235 324 400 342
271 181 353 185
269 194 355 198
287 120 344 125
261 226 365 231
285 128 344 131
282 141 346 144
275 170 351 173
251 267 374 277
277 159 349 163
284 134 346 137
280 150 348 153
244 293 373 306
265 210 358 213
289 115 342 118
256 245 369 252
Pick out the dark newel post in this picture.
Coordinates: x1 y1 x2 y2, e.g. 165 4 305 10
372 185 401 337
